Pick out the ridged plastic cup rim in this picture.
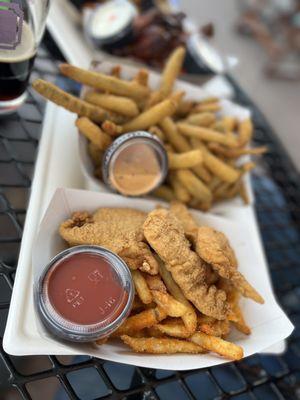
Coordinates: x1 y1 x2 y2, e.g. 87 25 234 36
35 245 134 342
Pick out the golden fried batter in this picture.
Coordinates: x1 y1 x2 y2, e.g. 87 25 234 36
170 201 219 285
59 208 158 274
196 226 264 304
143 209 228 320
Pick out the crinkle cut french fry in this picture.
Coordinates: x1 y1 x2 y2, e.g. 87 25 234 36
158 260 197 333
168 149 203 170
101 120 123 137
191 332 244 360
152 185 176 202
116 307 167 335
190 138 240 183
76 117 112 150
176 169 212 203
122 92 183 132
186 112 216 127
88 142 102 167
59 64 150 100
85 92 139 117
32 79 116 124
208 143 268 158
131 270 153 304
157 320 191 338
169 173 191 203
238 118 253 146
121 335 205 354
177 122 238 147
159 117 190 152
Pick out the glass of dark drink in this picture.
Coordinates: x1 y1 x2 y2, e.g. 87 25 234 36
0 0 50 115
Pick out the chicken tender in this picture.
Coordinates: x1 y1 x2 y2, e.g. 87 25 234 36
170 201 219 285
143 209 228 319
196 226 264 303
59 208 158 274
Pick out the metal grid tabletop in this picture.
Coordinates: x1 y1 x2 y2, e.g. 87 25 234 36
0 33 299 400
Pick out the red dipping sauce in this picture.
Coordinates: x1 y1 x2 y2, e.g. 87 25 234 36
36 246 134 342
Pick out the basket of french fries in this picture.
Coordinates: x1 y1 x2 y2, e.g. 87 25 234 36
30 188 294 370
32 47 267 211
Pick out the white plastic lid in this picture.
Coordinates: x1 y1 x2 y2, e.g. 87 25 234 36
89 0 137 42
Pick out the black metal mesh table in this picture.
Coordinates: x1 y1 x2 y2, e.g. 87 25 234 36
0 33 299 400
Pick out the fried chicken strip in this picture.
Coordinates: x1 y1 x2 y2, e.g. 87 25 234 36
59 208 158 274
196 226 264 304
143 209 228 319
170 201 219 285
170 202 264 304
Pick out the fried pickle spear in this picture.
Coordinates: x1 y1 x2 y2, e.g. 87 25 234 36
168 150 203 170
159 117 190 152
176 169 212 204
121 335 205 354
149 46 186 106
177 122 238 147
143 209 228 320
60 64 150 100
85 92 139 117
208 143 268 158
196 226 264 304
190 138 240 183
185 112 216 127
169 173 191 203
122 92 183 132
32 79 119 124
76 117 112 150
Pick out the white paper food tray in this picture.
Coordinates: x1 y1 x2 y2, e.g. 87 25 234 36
3 103 291 367
78 60 254 211
6 186 294 370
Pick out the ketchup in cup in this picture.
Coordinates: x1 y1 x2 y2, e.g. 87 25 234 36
35 246 134 342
